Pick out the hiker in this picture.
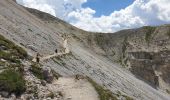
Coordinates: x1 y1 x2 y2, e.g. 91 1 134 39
36 53 40 63
55 49 58 53
154 75 159 88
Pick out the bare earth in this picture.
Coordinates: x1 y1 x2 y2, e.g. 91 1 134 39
54 77 99 100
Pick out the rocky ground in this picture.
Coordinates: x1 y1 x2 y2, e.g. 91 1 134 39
0 0 170 100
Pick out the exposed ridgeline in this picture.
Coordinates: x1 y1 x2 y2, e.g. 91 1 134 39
0 0 170 99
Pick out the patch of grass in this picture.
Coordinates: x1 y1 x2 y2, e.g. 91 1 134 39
0 69 26 96
122 37 128 59
47 91 55 99
12 46 27 59
87 77 133 100
0 61 6 67
143 26 156 43
0 34 27 60
53 57 66 66
95 34 105 47
167 29 170 38
28 28 33 32
87 77 118 100
122 95 133 100
30 63 44 80
166 89 170 94
117 37 129 67
51 70 61 80
0 51 21 63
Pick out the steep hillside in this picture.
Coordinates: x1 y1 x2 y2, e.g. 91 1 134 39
0 0 170 99
81 25 170 92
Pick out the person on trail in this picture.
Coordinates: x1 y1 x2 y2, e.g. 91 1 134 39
154 75 159 88
55 49 58 53
36 53 40 63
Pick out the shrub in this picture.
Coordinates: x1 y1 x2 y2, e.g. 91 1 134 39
87 77 118 100
47 91 55 99
143 26 156 43
166 29 170 38
12 46 28 59
0 69 26 96
0 34 27 59
87 77 133 100
30 63 44 80
0 51 21 64
51 70 61 80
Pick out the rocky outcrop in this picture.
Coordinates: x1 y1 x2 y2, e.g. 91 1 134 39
42 67 54 83
79 25 170 93
128 50 170 92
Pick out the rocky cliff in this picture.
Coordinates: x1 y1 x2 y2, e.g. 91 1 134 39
80 25 170 93
0 0 170 100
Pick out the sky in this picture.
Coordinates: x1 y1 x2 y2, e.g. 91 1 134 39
82 0 134 17
16 0 170 33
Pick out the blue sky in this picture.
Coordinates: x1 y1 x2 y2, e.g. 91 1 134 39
83 0 134 17
17 0 170 32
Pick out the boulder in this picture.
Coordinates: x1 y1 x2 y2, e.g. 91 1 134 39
0 91 9 98
41 80 47 86
42 67 54 83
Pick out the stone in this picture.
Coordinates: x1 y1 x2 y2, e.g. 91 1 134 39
11 94 16 99
42 67 54 83
0 91 9 98
41 80 47 86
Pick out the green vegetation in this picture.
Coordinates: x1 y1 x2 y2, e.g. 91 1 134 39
0 34 27 61
118 37 128 67
143 26 156 43
166 29 170 38
166 89 170 94
47 91 55 99
51 69 61 80
53 57 66 66
30 63 44 80
115 91 133 100
87 77 133 100
87 77 118 100
0 69 26 96
28 28 33 32
0 51 20 64
122 37 128 59
95 34 105 46
0 34 27 96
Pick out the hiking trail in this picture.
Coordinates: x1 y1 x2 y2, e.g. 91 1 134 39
53 77 99 100
32 38 70 62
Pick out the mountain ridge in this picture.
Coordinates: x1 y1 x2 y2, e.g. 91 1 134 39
0 0 170 99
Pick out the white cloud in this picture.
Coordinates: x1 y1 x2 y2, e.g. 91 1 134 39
16 0 87 19
16 0 170 32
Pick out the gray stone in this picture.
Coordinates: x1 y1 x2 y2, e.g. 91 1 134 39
0 91 9 98
41 80 47 86
42 67 54 83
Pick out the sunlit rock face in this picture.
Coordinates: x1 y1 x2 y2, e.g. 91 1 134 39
128 51 170 92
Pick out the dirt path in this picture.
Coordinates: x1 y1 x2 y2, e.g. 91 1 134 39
32 39 70 62
54 77 99 100
40 52 67 61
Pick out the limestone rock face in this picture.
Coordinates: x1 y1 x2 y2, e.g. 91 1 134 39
74 25 170 94
0 0 170 99
128 51 170 91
